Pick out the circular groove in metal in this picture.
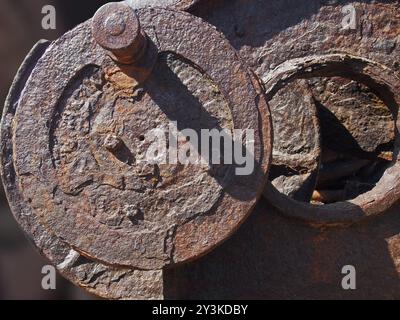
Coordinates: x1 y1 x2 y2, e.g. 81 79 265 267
6 8 271 269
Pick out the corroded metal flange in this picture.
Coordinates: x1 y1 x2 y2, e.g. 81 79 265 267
1 5 271 280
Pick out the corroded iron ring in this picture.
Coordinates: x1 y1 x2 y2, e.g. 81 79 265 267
124 0 201 11
5 8 271 270
263 54 400 226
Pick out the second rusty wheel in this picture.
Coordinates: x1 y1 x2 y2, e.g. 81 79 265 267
263 54 400 225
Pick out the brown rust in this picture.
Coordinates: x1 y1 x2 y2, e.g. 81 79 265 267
123 0 201 11
165 196 400 299
1 6 271 298
268 80 321 202
92 2 148 65
1 41 164 300
169 0 400 300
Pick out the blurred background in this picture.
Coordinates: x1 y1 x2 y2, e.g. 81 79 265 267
0 0 114 300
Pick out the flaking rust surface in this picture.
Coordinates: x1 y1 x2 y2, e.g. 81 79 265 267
165 197 400 300
2 7 271 299
161 0 400 299
12 9 270 269
51 53 231 240
190 0 400 76
310 77 395 156
1 40 165 300
269 80 321 202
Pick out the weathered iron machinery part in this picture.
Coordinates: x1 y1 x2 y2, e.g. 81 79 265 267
92 2 149 65
268 80 321 202
189 0 400 220
310 77 395 157
125 0 322 204
3 5 272 273
160 1 400 299
263 54 400 226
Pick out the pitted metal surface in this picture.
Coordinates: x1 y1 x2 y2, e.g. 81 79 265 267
165 197 400 300
1 5 271 298
124 0 201 11
189 0 400 220
163 0 400 300
1 40 165 300
263 53 400 225
268 80 321 202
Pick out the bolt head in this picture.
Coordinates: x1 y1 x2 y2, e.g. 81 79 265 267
92 2 140 52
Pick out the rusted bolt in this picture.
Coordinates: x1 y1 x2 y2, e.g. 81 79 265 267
263 54 400 225
92 2 147 65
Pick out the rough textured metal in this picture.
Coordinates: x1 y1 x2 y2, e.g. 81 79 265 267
1 7 271 298
263 53 400 225
164 0 400 301
92 3 148 65
268 80 321 202
1 40 164 300
124 0 201 11
164 0 400 300
310 77 395 156
190 0 399 214
187 0 324 202
310 76 394 204
165 197 400 299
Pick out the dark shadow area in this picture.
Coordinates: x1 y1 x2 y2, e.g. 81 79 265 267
316 100 394 160
316 101 373 159
315 100 393 202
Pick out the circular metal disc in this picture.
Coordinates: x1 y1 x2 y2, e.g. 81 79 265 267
6 8 271 270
